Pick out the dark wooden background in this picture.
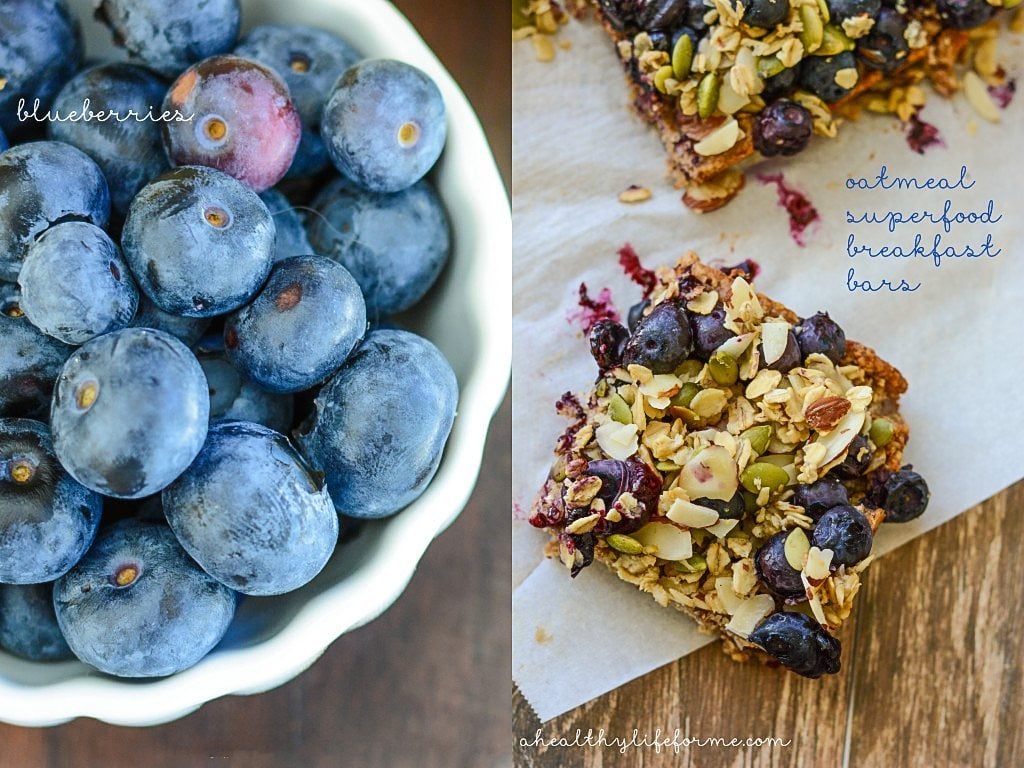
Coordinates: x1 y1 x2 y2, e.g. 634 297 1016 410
0 1 512 766
514 480 1024 767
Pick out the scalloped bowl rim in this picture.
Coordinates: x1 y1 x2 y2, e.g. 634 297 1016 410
0 0 510 727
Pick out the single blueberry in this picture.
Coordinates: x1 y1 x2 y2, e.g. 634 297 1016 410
54 519 236 678
639 0 691 30
754 100 813 157
0 0 83 137
935 0 998 28
796 311 846 363
583 457 661 533
748 611 842 677
811 505 873 565
831 434 872 478
162 56 302 192
621 301 693 373
163 421 338 595
0 141 110 282
760 64 800 102
799 51 859 102
0 583 74 661
0 418 102 583
826 0 881 20
733 0 790 28
284 127 331 179
47 63 170 215
761 330 801 372
689 305 735 359
589 319 629 370
297 330 458 519
694 493 745 520
199 355 294 434
755 532 806 599
627 299 650 332
0 312 72 418
792 476 850 520
259 189 314 263
121 166 275 318
96 0 240 77
19 222 139 345
223 255 367 394
322 59 447 193
0 128 8 153
130 296 211 347
878 466 930 523
50 328 210 498
856 7 910 73
308 177 450 317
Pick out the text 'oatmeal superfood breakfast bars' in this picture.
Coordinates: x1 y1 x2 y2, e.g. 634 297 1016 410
529 254 931 677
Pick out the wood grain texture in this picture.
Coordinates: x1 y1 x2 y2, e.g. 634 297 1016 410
0 0 510 764
513 480 1024 768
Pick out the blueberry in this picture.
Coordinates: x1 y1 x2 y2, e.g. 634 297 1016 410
162 56 302 192
121 166 275 318
826 0 881 20
754 100 813 157
259 189 314 263
689 305 735 359
831 434 872 478
322 59 447 193
733 0 790 28
297 330 458 519
796 311 846 363
0 281 20 316
0 583 74 661
199 355 293 434
96 0 240 77
877 466 929 523
0 312 72 419
0 129 7 153
589 319 629 370
50 328 210 498
748 611 841 677
583 457 661 533
621 301 693 373
935 0 998 28
19 222 139 346
284 127 331 179
856 8 910 72
792 477 849 520
760 64 800 102
308 177 450 317
53 519 236 678
0 141 110 282
799 51 859 102
47 63 170 216
685 0 712 32
224 255 367 394
694 493 745 519
234 25 361 129
0 0 83 137
163 421 338 595
761 330 801 372
0 418 102 583
755 532 806 599
627 299 650 332
811 505 873 565
598 0 642 29
639 0 691 30
130 296 211 347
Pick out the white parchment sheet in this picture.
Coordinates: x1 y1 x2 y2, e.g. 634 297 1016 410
512 18 1024 722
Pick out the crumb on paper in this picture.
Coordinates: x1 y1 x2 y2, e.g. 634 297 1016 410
618 185 652 204
535 626 553 644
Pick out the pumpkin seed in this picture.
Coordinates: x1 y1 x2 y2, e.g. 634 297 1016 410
654 64 675 94
672 34 694 80
817 24 855 56
708 350 739 386
606 533 645 555
740 461 790 494
869 417 895 447
740 424 773 455
609 392 632 424
799 5 824 55
697 72 721 119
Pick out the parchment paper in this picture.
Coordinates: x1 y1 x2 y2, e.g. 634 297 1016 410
512 18 1024 722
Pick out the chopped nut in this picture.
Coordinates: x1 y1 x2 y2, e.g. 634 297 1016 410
619 185 653 204
804 396 851 432
531 34 556 62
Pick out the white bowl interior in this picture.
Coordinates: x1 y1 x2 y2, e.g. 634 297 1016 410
0 0 510 726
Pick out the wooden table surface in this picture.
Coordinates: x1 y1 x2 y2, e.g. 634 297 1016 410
0 1 511 766
514 479 1024 768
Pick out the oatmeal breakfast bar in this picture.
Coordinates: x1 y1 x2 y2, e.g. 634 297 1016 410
544 0 1020 210
528 254 930 677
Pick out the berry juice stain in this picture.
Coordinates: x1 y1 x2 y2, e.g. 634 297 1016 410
904 111 944 155
757 173 819 247
566 283 619 335
989 78 1016 110
617 243 657 298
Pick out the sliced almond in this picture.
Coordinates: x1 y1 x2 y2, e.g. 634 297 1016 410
632 521 693 561
715 576 744 614
693 117 741 156
678 444 739 501
690 388 729 419
804 546 834 581
814 409 866 465
594 421 639 460
784 527 811 570
706 518 739 539
666 498 720 528
717 79 750 115
725 594 776 638
963 71 1001 123
833 67 858 90
686 290 719 315
760 321 791 366
716 330 757 359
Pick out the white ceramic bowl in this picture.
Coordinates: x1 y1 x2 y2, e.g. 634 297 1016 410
0 0 510 727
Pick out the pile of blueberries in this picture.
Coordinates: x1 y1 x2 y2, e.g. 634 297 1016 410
0 0 459 678
600 0 1010 157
